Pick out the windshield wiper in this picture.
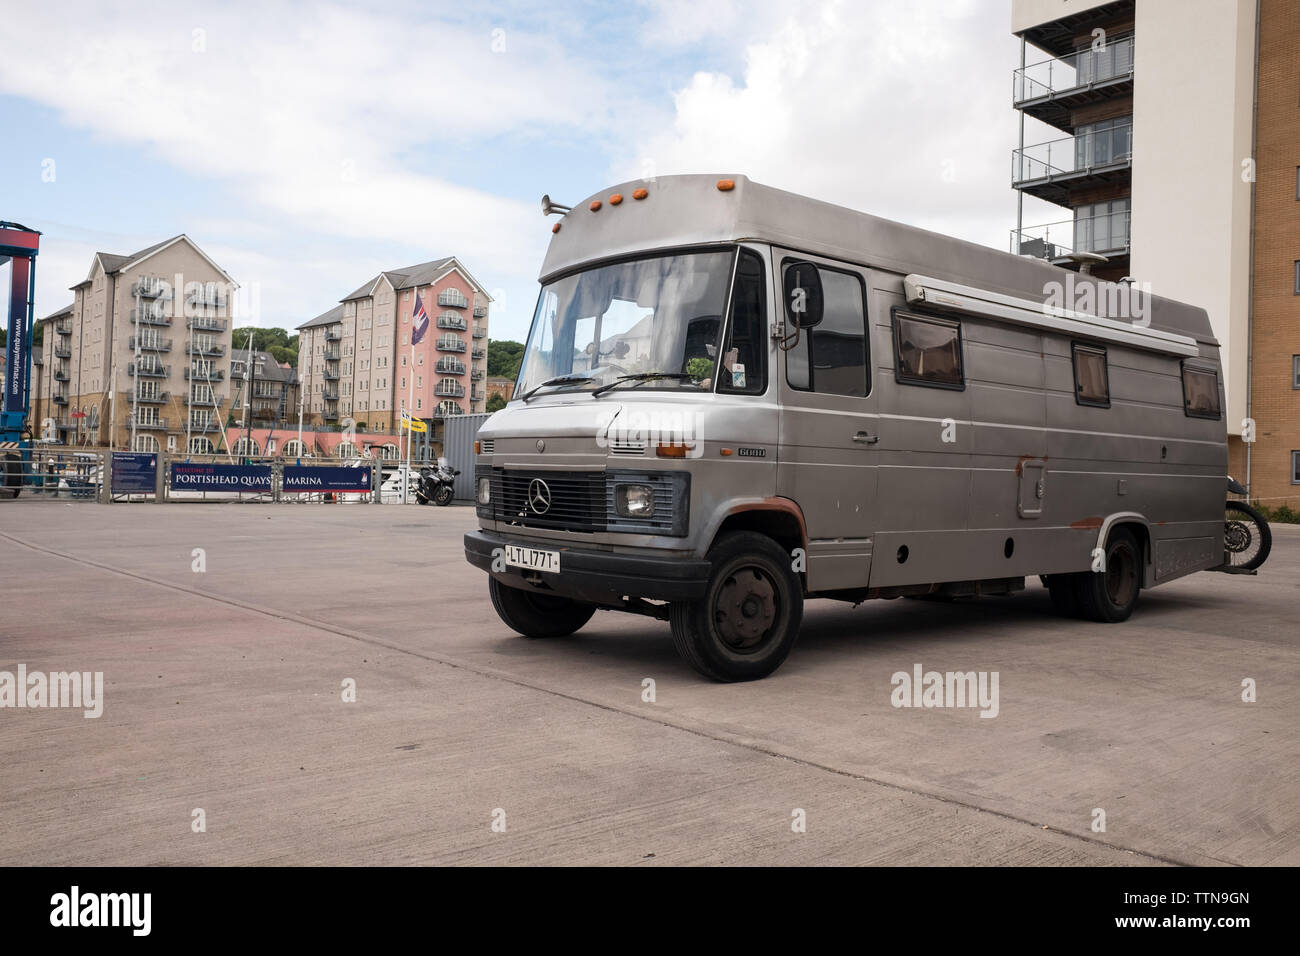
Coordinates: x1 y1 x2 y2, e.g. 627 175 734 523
518 374 596 402
591 372 697 397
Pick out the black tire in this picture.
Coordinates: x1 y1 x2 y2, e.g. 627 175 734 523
488 576 595 638
1075 527 1142 623
1043 574 1083 618
669 531 803 682
433 484 454 506
1224 501 1271 571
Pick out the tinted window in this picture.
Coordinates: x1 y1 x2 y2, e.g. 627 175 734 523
1072 343 1110 407
894 312 963 388
717 249 767 395
1182 364 1221 419
785 265 868 396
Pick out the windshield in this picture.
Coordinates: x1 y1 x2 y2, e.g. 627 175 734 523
515 249 735 397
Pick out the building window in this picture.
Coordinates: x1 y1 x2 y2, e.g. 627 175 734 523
1072 343 1110 407
1294 451 1300 485
1181 363 1221 420
1075 199 1130 255
1293 355 1300 389
893 311 964 390
1294 261 1300 295
1295 166 1300 200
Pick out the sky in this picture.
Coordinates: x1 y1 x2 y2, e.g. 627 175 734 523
0 0 1064 345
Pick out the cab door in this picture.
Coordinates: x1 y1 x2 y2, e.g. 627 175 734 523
774 251 879 591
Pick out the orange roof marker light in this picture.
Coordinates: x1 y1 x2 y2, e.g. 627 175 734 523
589 200 602 211
552 223 561 233
656 442 694 459
716 179 735 192
609 193 623 205
632 188 648 200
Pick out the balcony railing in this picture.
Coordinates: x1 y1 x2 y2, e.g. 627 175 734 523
1011 210 1131 261
438 289 468 309
53 344 71 358
187 392 222 407
323 388 339 401
436 359 465 375
187 316 228 332
132 278 170 299
471 370 484 381
130 335 173 352
435 382 465 398
323 348 341 361
323 369 339 381
134 390 169 405
1013 36 1135 106
325 328 342 342
1012 129 1132 186
437 338 466 353
433 402 463 418
185 368 225 381
53 393 69 405
55 320 72 335
129 415 168 431
186 342 226 357
131 308 172 326
473 305 487 318
187 287 227 308
188 418 220 432
471 390 484 402
472 326 486 339
438 312 467 331
53 368 70 382
472 348 485 360
129 362 169 378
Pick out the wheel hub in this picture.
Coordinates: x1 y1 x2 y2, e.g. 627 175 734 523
714 568 776 651
1225 520 1252 553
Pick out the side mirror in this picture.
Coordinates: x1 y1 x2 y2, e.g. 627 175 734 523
783 261 824 329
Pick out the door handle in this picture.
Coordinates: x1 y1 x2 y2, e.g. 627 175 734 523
853 431 879 444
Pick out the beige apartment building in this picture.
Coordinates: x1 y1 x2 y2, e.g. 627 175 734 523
31 235 238 453
1011 0 1300 507
296 256 491 434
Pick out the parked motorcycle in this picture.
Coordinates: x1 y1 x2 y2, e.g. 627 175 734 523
1224 476 1271 571
415 462 460 506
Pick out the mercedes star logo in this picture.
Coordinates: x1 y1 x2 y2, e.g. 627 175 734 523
527 478 552 514
536 439 546 453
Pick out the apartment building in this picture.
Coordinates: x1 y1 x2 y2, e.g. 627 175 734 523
296 256 491 433
32 235 238 453
1011 0 1299 506
230 349 299 428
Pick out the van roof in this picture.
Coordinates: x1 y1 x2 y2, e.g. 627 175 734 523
540 174 1217 348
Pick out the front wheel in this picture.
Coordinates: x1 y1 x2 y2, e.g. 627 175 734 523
433 484 454 506
1074 526 1142 623
488 577 595 638
669 531 803 682
1223 501 1271 571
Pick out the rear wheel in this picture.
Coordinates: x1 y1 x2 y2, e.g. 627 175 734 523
1075 527 1142 623
488 576 595 638
1223 501 1271 571
669 531 803 682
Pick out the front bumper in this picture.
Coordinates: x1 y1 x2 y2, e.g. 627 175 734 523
464 529 710 604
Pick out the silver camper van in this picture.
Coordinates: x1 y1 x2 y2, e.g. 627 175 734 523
464 175 1267 681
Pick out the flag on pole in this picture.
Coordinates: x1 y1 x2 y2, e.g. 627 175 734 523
411 293 430 345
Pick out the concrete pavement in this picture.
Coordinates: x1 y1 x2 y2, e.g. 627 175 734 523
1 500 1296 865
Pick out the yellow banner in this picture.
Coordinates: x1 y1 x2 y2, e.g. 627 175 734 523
402 418 427 433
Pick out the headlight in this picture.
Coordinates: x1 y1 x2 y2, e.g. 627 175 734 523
615 483 655 518
477 477 491 505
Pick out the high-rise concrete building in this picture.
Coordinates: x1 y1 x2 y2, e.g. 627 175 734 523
32 235 238 453
1011 0 1299 507
296 256 491 433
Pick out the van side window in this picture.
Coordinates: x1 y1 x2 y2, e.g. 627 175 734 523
893 312 963 389
785 265 869 397
1181 363 1221 419
717 249 766 394
1072 343 1110 407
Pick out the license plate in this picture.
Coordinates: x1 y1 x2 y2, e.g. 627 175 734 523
503 544 561 573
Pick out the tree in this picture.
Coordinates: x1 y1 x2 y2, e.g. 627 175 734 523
486 393 507 413
487 339 524 379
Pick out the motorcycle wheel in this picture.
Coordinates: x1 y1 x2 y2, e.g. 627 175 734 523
434 485 454 506
1223 500 1271 571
